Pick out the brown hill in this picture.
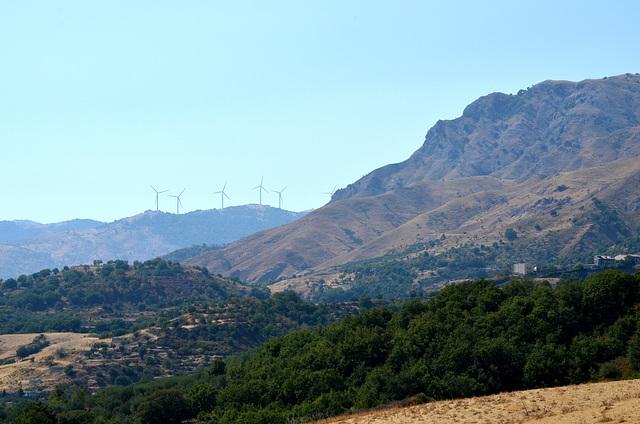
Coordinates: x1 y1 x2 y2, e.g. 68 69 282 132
187 74 640 284
324 155 640 267
185 177 510 282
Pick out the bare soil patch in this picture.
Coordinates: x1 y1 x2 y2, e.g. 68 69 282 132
318 379 640 424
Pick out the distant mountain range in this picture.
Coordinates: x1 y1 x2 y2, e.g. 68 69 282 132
0 206 307 279
0 219 105 242
185 74 640 285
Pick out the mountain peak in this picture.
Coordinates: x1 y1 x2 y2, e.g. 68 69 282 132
333 73 640 202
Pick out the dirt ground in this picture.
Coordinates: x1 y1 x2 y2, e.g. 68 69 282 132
0 333 99 391
319 379 640 424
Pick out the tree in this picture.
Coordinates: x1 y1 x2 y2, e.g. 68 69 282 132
504 228 518 241
629 328 640 370
57 410 95 424
135 388 192 424
187 383 218 415
208 360 226 376
12 401 56 424
49 385 67 403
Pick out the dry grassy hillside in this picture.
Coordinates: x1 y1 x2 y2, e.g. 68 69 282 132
0 333 99 391
186 177 508 282
318 379 640 424
187 75 640 285
325 154 640 267
190 155 640 285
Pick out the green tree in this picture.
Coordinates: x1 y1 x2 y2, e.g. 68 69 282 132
187 383 218 415
12 401 56 424
57 410 95 424
135 388 192 424
522 343 570 388
49 385 67 403
208 360 226 376
629 328 640 370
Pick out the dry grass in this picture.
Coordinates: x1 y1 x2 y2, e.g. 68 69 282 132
314 379 640 424
0 333 100 391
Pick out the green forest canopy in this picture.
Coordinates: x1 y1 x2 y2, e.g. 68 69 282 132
3 270 640 424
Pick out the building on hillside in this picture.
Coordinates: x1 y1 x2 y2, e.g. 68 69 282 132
512 263 529 275
614 254 640 265
594 255 616 266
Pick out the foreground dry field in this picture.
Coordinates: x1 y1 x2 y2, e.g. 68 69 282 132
320 379 640 424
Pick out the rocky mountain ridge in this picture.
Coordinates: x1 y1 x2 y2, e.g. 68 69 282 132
186 74 640 285
333 73 640 201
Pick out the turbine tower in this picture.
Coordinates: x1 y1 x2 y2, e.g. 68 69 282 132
168 189 185 214
324 185 337 197
150 185 168 211
253 176 269 205
272 186 287 209
213 182 230 209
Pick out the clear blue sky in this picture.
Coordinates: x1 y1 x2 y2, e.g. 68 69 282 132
2 1 639 223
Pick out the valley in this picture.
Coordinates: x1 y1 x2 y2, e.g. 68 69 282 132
2 74 640 424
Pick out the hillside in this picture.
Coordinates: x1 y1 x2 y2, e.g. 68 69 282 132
186 74 640 286
327 379 640 424
0 205 306 279
0 260 374 392
3 271 638 424
333 73 640 201
185 177 511 282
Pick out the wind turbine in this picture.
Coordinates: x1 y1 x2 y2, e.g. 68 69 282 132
272 186 287 209
150 185 168 211
253 176 269 205
213 182 230 209
168 189 185 214
324 185 337 197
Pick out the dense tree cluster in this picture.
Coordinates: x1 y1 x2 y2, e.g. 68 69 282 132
2 270 638 423
15 334 50 360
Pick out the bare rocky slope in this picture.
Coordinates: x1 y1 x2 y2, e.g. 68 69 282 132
186 74 640 284
333 73 640 201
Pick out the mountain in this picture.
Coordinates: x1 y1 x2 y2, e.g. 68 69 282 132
333 73 640 201
186 74 640 285
186 177 511 282
0 219 104 242
0 205 307 279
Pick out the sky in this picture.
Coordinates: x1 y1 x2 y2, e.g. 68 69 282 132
1 1 640 224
